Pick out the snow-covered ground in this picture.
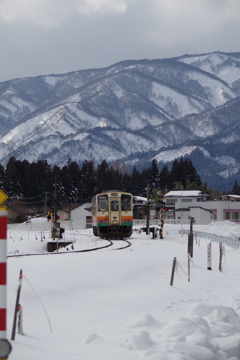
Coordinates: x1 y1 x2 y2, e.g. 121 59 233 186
6 220 240 360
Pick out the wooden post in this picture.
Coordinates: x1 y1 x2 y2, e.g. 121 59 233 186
17 305 24 335
170 257 177 286
188 254 190 282
11 270 23 341
207 242 212 270
219 243 223 272
188 217 194 257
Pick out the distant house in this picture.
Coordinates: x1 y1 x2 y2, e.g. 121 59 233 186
164 190 208 206
175 206 213 225
70 203 92 221
221 195 240 201
164 191 240 224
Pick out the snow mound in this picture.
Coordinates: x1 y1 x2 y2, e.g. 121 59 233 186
202 221 240 240
160 317 203 342
83 333 102 345
123 330 156 350
231 294 240 316
122 304 240 358
117 313 160 328
188 302 240 333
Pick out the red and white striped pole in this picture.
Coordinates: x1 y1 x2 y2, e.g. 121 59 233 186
0 210 12 358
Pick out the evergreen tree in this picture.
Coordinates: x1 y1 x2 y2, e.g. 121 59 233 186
149 159 159 189
109 168 122 191
121 172 131 192
96 160 110 193
159 165 169 190
232 180 240 195
0 164 6 191
5 157 23 196
79 160 96 201
131 166 142 195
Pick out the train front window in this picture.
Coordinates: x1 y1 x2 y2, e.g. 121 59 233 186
121 194 131 211
111 200 119 211
98 195 108 212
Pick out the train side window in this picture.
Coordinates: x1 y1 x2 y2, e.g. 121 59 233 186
111 200 119 211
121 195 131 211
98 195 108 211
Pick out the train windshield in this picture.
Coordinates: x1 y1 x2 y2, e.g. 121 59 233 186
111 200 119 211
98 195 108 211
121 194 131 211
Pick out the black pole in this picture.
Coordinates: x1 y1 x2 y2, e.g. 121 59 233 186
11 269 23 341
146 182 150 235
188 217 194 257
219 243 223 272
170 257 177 286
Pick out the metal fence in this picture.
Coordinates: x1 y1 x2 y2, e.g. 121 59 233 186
7 220 87 232
179 229 240 249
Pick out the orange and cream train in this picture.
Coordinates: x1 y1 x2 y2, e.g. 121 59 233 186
92 191 133 239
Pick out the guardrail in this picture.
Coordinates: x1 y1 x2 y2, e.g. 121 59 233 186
179 229 240 249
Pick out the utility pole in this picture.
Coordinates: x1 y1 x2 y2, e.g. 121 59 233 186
51 180 59 240
44 192 49 214
146 182 150 235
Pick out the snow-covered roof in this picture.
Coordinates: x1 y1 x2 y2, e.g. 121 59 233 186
164 190 206 197
133 196 147 203
221 194 240 200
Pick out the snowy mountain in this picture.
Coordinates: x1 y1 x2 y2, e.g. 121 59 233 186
1 51 240 189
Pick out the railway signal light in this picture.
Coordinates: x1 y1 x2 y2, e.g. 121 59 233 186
55 215 60 220
164 208 169 212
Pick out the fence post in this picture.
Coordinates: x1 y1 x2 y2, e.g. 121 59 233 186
170 257 177 286
17 305 24 335
219 243 223 272
188 254 190 282
207 242 212 270
187 217 195 257
11 270 23 341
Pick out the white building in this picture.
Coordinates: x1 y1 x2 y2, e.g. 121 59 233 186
70 203 92 221
164 190 240 225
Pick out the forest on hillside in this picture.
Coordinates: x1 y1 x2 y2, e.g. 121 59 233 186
0 156 238 222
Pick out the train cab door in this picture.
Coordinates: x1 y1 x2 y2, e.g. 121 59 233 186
109 198 120 225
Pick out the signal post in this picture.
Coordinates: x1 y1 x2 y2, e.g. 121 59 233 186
159 191 164 239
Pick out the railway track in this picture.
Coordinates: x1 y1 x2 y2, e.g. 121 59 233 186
7 239 131 258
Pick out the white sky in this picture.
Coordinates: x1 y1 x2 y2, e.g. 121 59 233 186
0 0 240 82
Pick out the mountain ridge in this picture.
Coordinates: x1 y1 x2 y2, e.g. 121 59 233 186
1 51 240 190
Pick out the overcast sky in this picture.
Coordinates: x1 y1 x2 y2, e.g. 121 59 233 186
0 0 239 82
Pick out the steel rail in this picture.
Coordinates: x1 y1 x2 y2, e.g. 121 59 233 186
7 239 132 258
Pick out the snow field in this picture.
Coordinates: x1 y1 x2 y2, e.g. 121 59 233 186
6 221 240 359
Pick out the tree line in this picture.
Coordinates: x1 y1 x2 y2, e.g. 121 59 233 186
0 156 204 210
